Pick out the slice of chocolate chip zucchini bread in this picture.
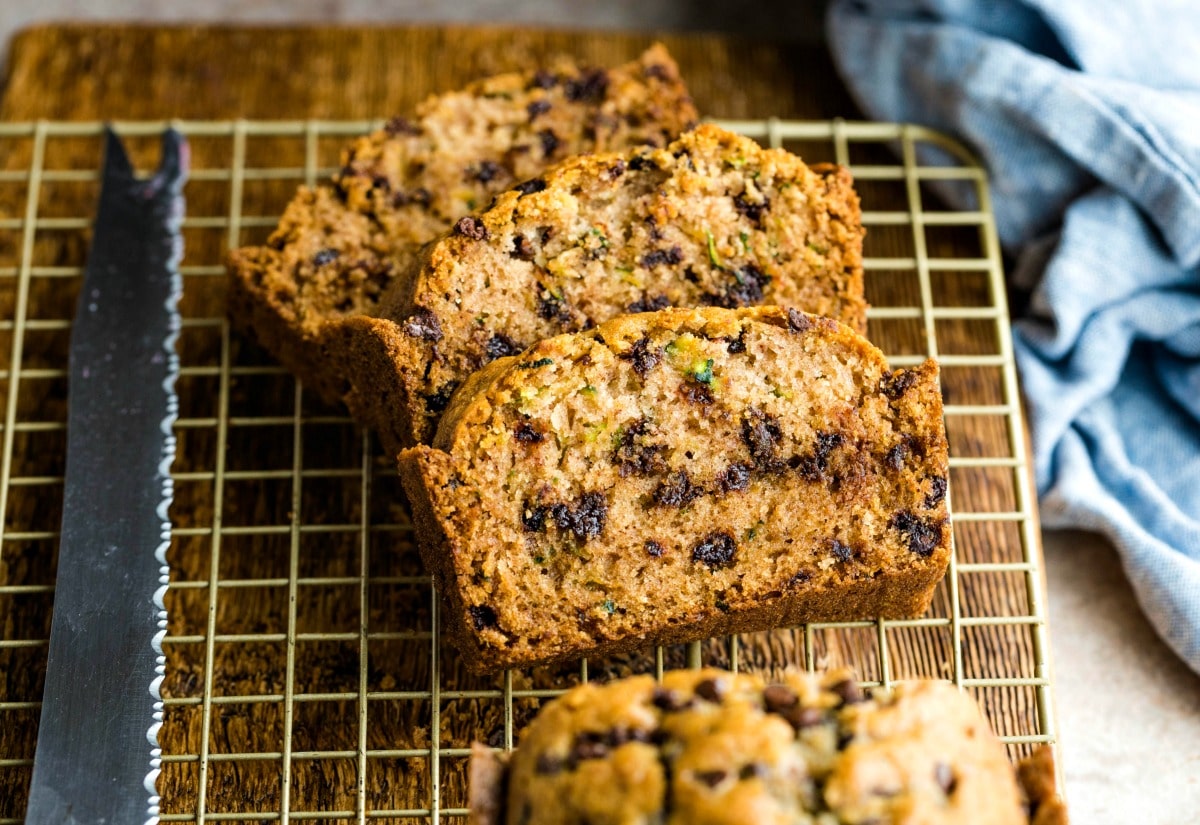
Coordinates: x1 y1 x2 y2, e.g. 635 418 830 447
468 668 1053 825
226 44 698 404
398 307 947 673
342 123 866 451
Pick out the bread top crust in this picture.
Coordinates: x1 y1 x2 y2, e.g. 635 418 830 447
228 44 698 336
387 124 866 444
408 307 948 665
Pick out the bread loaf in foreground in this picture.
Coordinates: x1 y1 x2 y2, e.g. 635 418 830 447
399 307 948 672
468 668 1067 825
226 44 698 404
341 123 865 451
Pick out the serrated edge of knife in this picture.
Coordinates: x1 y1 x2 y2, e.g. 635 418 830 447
142 129 187 825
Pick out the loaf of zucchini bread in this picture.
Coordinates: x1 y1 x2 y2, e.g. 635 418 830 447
398 307 948 672
468 668 1067 825
226 44 699 404
341 123 866 451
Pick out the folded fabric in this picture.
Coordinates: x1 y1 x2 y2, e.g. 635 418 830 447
827 0 1200 672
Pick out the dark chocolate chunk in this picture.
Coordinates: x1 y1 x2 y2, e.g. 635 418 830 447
762 684 797 714
886 442 908 471
628 153 655 172
565 68 610 102
620 335 661 379
469 605 499 630
788 570 812 586
644 63 673 81
514 177 548 196
627 294 671 314
571 732 609 763
538 128 560 158
925 475 948 509
403 307 443 342
889 511 945 557
384 116 421 135
716 462 752 494
787 307 813 333
935 762 958 795
485 333 522 361
550 492 609 543
537 292 572 325
880 369 919 400
527 99 551 119
694 770 727 789
692 532 737 568
652 470 702 508
641 246 683 268
651 686 691 712
739 763 766 781
645 540 665 558
604 158 627 180
831 678 864 706
830 539 854 563
312 248 339 266
529 70 557 90
694 678 726 703
726 329 748 354
453 216 489 241
511 234 536 261
606 726 650 747
742 407 783 467
681 382 714 405
424 381 458 413
733 191 768 226
472 160 501 184
535 753 564 775
614 418 669 477
522 503 549 533
514 422 544 444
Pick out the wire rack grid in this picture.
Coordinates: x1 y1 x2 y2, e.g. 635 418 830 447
0 117 1055 823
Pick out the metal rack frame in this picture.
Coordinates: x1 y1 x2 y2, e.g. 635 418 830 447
0 118 1056 824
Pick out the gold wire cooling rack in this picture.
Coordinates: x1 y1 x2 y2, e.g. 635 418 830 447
0 118 1056 823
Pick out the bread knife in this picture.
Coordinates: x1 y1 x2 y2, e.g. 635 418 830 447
25 127 187 825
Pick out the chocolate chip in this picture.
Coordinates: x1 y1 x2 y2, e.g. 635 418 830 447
629 153 655 172
627 294 670 314
514 422 544 444
762 684 797 714
788 570 812 586
680 382 714 405
645 540 665 558
521 502 549 533
469 605 498 630
424 381 458 413
935 762 958 795
606 727 650 747
831 679 864 706
471 160 501 184
511 234 536 261
695 770 727 789
653 470 702 508
384 116 421 135
726 329 748 353
733 192 768 226
886 442 908 471
514 177 548 196
692 532 737 568
536 291 572 325
550 492 608 543
644 63 673 81
880 369 919 400
604 158 627 180
694 678 726 703
529 70 557 90
535 753 564 775
830 539 854 563
485 333 522 362
538 129 560 158
925 475 948 508
787 308 813 333
614 419 669 477
716 462 751 494
527 99 551 119
742 407 783 467
565 68 609 102
739 763 767 781
312 248 339 266
620 335 661 379
889 511 945 557
651 686 691 712
403 307 443 342
641 246 683 268
453 216 489 241
571 732 609 763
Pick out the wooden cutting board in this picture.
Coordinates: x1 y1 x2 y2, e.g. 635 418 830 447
0 24 1048 820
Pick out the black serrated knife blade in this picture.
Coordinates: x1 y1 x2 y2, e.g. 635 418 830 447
26 128 187 825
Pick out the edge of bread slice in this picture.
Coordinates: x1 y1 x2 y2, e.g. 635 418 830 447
398 306 947 673
226 44 699 405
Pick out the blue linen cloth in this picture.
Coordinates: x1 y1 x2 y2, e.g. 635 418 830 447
827 0 1200 672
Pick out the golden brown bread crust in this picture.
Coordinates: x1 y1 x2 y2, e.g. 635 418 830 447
399 307 948 673
348 123 866 449
226 44 699 406
468 669 1034 825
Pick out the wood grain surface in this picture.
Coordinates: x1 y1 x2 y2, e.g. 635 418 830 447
0 25 1046 821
